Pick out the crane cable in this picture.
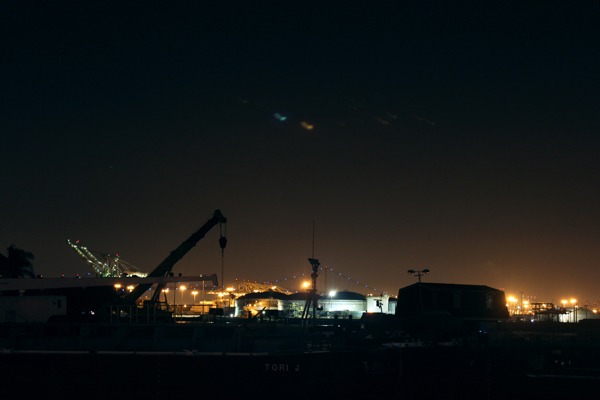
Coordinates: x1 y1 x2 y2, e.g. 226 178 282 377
219 221 227 290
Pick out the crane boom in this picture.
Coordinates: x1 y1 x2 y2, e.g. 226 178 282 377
124 209 227 303
67 240 148 278
67 240 111 276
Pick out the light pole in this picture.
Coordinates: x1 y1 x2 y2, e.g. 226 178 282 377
508 297 517 316
407 269 430 283
192 291 198 304
180 286 186 305
329 291 336 315
200 274 205 301
162 288 169 311
571 299 577 323
519 292 524 316
408 269 429 314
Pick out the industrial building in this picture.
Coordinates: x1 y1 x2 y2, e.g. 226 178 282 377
396 282 509 340
233 290 398 319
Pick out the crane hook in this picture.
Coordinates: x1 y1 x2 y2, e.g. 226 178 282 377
219 221 227 254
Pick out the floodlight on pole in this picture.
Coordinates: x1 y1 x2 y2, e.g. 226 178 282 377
407 269 430 283
180 285 186 305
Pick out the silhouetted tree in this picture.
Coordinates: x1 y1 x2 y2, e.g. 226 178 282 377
5 245 35 278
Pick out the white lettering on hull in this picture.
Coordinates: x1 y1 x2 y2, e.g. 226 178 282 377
264 364 300 371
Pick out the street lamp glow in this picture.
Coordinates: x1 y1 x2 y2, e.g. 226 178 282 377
329 291 336 297
302 282 310 288
179 286 186 305
507 297 518 315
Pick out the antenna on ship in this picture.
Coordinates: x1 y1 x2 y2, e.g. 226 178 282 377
301 221 320 329
312 220 315 259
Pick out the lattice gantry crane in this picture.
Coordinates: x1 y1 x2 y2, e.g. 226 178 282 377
230 281 290 295
67 240 148 278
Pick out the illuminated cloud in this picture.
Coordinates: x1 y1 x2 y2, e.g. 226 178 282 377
373 116 389 125
414 115 436 126
300 121 314 130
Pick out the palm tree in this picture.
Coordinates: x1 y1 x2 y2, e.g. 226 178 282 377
5 245 35 278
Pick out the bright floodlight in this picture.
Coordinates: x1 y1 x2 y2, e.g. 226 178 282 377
329 291 336 297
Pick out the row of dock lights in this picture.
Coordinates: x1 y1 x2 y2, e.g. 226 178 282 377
113 284 135 292
111 284 201 306
507 297 528 315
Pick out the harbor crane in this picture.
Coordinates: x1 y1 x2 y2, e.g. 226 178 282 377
67 240 147 278
124 209 227 303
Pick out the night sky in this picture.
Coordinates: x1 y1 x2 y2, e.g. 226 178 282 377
2 2 599 304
